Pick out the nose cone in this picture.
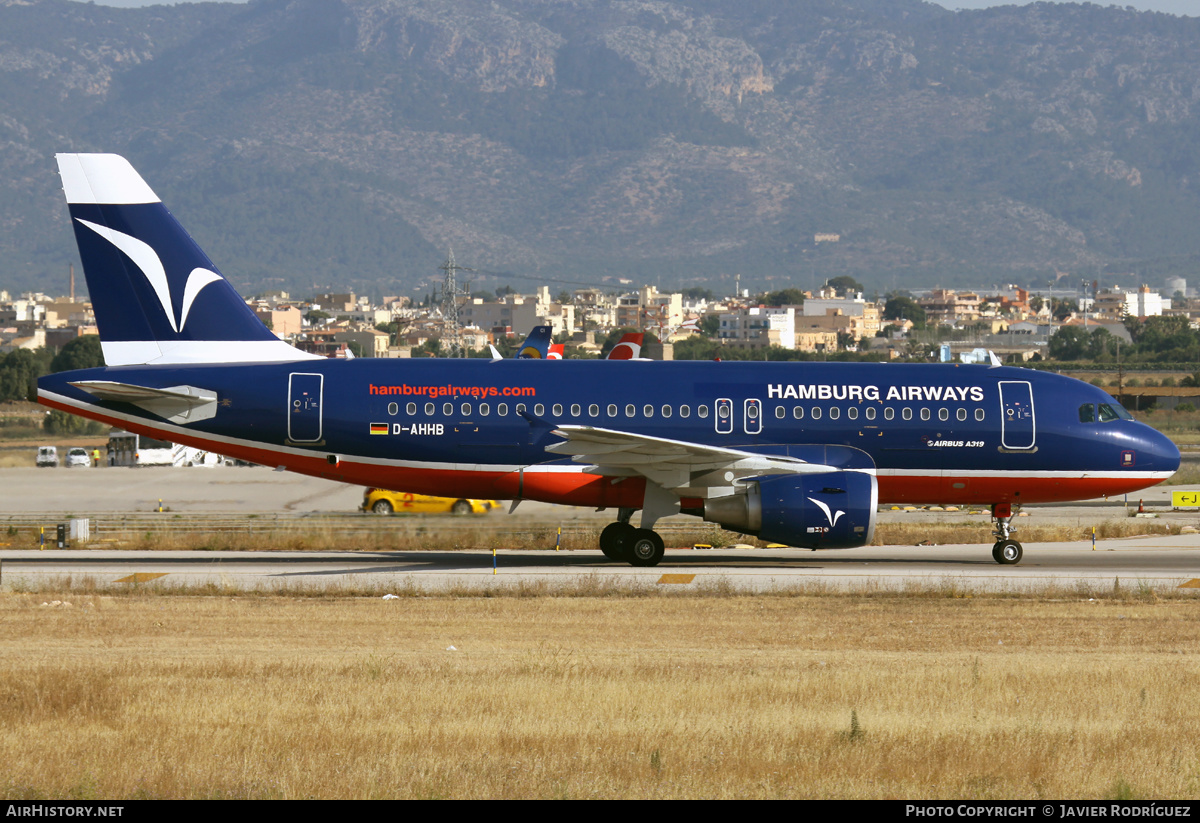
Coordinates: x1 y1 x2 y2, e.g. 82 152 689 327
1136 424 1180 476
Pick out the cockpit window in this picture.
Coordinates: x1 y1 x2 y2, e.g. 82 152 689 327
1098 403 1132 422
1084 402 1133 423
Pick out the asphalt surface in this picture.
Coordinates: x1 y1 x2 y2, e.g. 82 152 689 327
0 465 1198 592
3 539 1199 593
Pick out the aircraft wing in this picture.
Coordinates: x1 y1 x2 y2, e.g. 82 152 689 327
547 424 837 497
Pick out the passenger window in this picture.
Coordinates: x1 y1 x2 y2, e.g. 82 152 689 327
407 402 417 415
793 406 804 420
865 407 876 421
847 407 858 420
884 408 894 421
443 402 453 416
589 404 599 417
644 404 654 418
829 407 840 420
552 404 563 417
570 404 581 416
957 408 967 421
516 403 527 414
662 405 672 418
902 408 912 421
1079 404 1095 423
975 408 984 421
480 403 489 416
775 406 786 419
534 404 545 416
680 406 691 418
498 403 508 416
608 404 617 417
811 407 822 420
939 408 949 421
388 402 398 416
920 408 930 421
625 404 636 417
698 405 709 419
425 402 435 416
461 403 471 416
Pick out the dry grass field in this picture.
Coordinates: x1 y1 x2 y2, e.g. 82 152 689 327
2 589 1198 799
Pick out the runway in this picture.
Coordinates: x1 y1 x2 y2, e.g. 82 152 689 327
1 464 1198 593
4 536 1200 593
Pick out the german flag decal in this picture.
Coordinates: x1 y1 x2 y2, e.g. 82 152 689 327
369 422 389 435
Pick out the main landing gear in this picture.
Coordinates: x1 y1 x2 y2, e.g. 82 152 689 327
599 508 665 567
990 503 1023 565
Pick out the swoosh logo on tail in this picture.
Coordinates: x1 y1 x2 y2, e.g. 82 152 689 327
76 218 220 333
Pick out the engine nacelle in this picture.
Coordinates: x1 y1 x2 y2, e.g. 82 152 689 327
702 470 878 549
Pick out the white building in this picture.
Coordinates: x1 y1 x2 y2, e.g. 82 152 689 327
1125 286 1168 319
718 307 795 350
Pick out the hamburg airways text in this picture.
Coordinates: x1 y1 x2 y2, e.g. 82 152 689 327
767 384 986 402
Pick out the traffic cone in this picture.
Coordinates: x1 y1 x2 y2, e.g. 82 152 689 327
1138 499 1144 513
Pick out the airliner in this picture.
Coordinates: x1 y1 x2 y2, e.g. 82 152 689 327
36 154 1180 566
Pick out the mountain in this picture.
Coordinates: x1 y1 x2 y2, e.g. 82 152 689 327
3 0 1200 298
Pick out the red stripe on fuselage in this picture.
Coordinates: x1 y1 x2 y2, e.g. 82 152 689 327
875 475 1160 505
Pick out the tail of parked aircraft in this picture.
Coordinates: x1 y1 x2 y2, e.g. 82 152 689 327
606 332 643 360
515 325 554 359
55 153 315 366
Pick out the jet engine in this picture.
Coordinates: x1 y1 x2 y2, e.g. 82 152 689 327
701 470 877 549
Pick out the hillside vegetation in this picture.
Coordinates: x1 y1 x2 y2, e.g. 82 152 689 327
3 0 1200 296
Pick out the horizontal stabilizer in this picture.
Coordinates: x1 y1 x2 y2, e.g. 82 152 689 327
69 380 218 424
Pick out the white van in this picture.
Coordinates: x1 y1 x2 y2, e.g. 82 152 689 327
36 446 58 467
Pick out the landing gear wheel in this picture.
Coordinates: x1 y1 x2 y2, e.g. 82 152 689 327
372 499 394 514
628 529 665 567
450 500 472 515
992 539 1023 565
599 522 635 561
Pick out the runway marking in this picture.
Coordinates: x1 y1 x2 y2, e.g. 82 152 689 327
1178 579 1200 588
115 573 168 583
658 574 696 585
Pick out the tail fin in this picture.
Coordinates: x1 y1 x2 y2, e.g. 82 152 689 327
56 153 316 366
514 325 553 359
606 332 643 360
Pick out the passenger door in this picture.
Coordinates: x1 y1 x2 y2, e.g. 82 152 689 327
998 380 1035 450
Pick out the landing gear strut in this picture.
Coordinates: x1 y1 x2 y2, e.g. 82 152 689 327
598 508 665 566
990 503 1023 565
